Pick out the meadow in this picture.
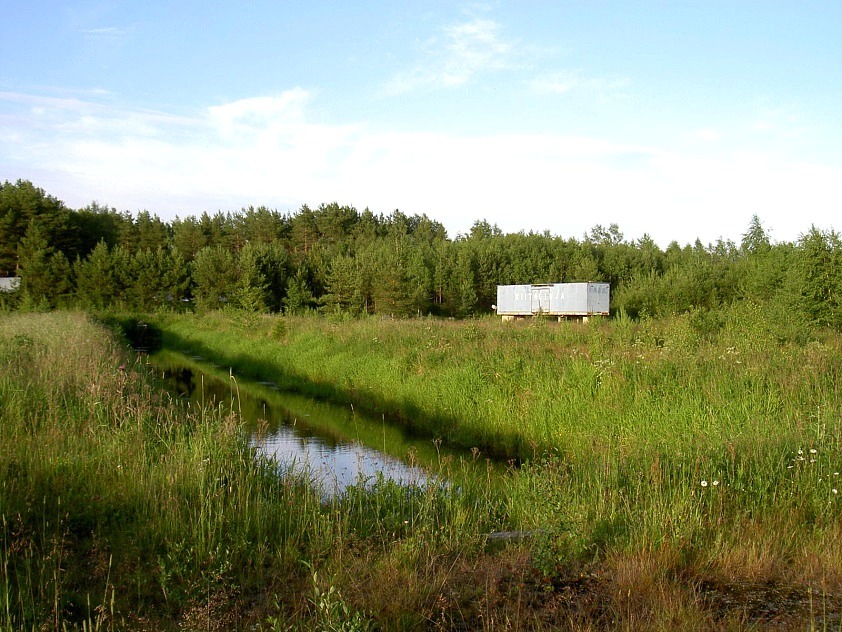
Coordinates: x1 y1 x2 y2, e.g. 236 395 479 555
1 308 840 630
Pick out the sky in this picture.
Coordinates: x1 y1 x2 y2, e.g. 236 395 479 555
1 1 840 246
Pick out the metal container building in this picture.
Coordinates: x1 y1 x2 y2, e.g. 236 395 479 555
495 282 609 321
0 277 20 293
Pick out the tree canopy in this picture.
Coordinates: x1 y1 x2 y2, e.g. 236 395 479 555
2 179 840 331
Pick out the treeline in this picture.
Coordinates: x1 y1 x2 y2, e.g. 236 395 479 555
1 179 840 329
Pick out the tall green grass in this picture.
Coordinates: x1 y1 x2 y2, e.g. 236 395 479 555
0 313 314 628
146 305 842 625
151 304 840 461
3 309 840 629
0 313 508 630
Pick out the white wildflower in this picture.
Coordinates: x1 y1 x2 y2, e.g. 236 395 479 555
712 480 720 487
833 489 839 495
701 480 708 488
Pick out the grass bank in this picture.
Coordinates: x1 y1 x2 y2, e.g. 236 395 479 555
146 305 842 627
150 305 840 463
0 312 504 630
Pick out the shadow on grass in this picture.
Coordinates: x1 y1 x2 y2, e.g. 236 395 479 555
155 326 527 463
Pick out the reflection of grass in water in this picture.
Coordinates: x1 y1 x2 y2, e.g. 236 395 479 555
149 348 503 483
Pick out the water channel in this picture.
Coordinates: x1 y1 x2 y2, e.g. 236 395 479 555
149 350 497 496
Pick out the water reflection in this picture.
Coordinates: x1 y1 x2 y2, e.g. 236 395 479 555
257 432 429 493
150 351 461 495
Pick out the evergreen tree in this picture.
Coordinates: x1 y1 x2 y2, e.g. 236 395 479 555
797 227 842 329
126 247 189 310
17 221 55 307
453 247 478 317
235 242 271 312
48 251 74 307
741 215 771 254
283 266 315 315
75 241 118 310
320 254 362 314
171 216 209 262
124 210 170 254
289 205 318 260
0 179 75 276
162 248 192 306
72 202 130 258
191 245 238 311
237 206 289 244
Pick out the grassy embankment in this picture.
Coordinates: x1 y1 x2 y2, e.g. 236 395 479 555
149 306 842 624
0 312 504 630
2 308 841 629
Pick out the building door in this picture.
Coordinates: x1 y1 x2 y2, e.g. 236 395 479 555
531 286 551 314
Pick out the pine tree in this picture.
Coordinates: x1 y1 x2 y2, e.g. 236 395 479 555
283 267 315 315
192 245 238 311
75 241 117 310
797 227 842 329
17 221 54 307
235 243 271 312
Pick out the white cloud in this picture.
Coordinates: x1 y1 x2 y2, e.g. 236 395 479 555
1 89 839 246
78 25 132 44
79 27 127 36
383 18 514 94
529 71 630 98
748 108 812 142
687 127 724 143
208 90 311 134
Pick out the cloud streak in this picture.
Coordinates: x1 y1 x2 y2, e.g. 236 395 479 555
529 71 630 98
383 18 515 94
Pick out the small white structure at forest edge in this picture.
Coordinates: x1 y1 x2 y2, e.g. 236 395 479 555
494 283 610 322
0 277 20 292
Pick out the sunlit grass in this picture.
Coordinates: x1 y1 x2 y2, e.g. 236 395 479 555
148 306 842 617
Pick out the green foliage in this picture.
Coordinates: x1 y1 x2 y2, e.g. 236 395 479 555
796 227 842 330
234 241 291 312
16 220 72 308
283 267 316 315
122 209 170 253
170 215 208 262
129 247 191 309
73 201 130 255
0 179 74 276
320 254 363 314
74 241 121 310
688 307 726 341
191 245 238 311
3 181 842 339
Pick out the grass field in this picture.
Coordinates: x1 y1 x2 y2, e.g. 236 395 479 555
2 308 841 629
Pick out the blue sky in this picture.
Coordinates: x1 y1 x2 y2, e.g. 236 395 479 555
1 1 840 245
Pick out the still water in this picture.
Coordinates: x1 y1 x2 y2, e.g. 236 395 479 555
149 350 476 495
